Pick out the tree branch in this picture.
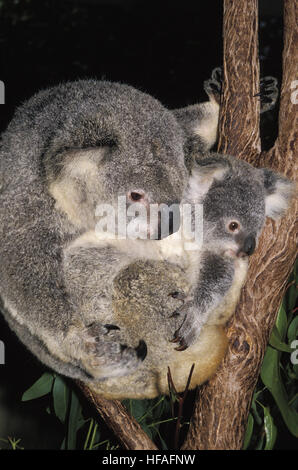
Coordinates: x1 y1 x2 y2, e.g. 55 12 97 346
77 381 158 450
182 0 297 450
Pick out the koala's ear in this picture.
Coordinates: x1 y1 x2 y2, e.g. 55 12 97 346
186 156 230 202
261 168 295 219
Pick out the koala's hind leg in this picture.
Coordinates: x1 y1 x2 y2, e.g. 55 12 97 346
173 67 221 154
63 240 149 381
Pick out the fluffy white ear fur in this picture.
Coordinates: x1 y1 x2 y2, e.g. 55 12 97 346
185 161 228 203
262 169 295 220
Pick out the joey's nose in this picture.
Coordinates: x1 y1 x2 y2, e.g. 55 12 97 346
127 190 146 202
235 235 256 258
237 235 256 257
244 235 256 256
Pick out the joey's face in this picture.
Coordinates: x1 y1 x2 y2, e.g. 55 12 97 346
202 177 266 258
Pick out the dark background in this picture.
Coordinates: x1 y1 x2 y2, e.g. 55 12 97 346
0 0 288 449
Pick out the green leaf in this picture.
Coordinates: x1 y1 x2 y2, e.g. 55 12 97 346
263 407 277 450
243 413 254 450
66 390 82 450
21 372 54 401
255 434 264 450
261 345 298 437
52 375 70 423
275 303 288 339
287 316 298 343
123 399 150 422
269 325 293 353
287 281 297 314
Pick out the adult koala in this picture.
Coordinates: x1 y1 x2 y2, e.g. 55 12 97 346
0 71 280 389
0 75 221 382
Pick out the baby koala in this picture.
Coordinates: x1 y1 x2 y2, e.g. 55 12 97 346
86 153 294 399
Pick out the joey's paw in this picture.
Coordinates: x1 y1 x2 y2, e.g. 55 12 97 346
82 323 147 379
257 76 279 113
170 301 200 351
204 67 222 104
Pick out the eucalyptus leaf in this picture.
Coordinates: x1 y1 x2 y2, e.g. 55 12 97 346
287 281 297 314
243 413 254 450
263 407 277 450
275 303 288 339
53 375 70 423
261 345 298 437
21 372 54 401
288 316 298 343
67 390 82 450
269 325 292 353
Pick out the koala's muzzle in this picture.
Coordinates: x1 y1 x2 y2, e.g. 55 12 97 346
237 235 256 257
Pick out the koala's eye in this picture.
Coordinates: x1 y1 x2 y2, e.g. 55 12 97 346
128 190 145 202
228 221 240 232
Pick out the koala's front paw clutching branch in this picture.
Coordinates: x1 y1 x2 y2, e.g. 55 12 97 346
171 253 235 350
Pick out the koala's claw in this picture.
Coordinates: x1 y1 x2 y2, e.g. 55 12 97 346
170 330 188 351
170 301 201 351
256 76 279 113
204 66 222 104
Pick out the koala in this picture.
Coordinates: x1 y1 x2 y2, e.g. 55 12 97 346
78 153 294 399
0 69 286 397
0 72 220 383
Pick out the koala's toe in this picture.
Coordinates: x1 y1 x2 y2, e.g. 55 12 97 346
258 76 279 113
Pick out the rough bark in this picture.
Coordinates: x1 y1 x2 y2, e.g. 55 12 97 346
182 0 297 450
77 382 158 450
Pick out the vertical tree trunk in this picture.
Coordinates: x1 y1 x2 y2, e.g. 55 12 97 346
182 0 297 450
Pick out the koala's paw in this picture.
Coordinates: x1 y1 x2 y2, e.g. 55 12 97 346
170 301 201 351
257 76 279 113
82 323 147 380
204 67 222 104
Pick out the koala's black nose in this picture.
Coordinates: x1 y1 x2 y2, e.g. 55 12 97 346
243 235 256 256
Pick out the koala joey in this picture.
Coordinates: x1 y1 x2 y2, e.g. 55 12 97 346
82 153 294 399
0 68 289 399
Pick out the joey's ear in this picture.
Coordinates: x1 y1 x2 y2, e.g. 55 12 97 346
261 168 295 219
186 156 230 202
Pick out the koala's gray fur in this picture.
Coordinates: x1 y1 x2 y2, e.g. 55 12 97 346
0 74 293 398
0 77 220 383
